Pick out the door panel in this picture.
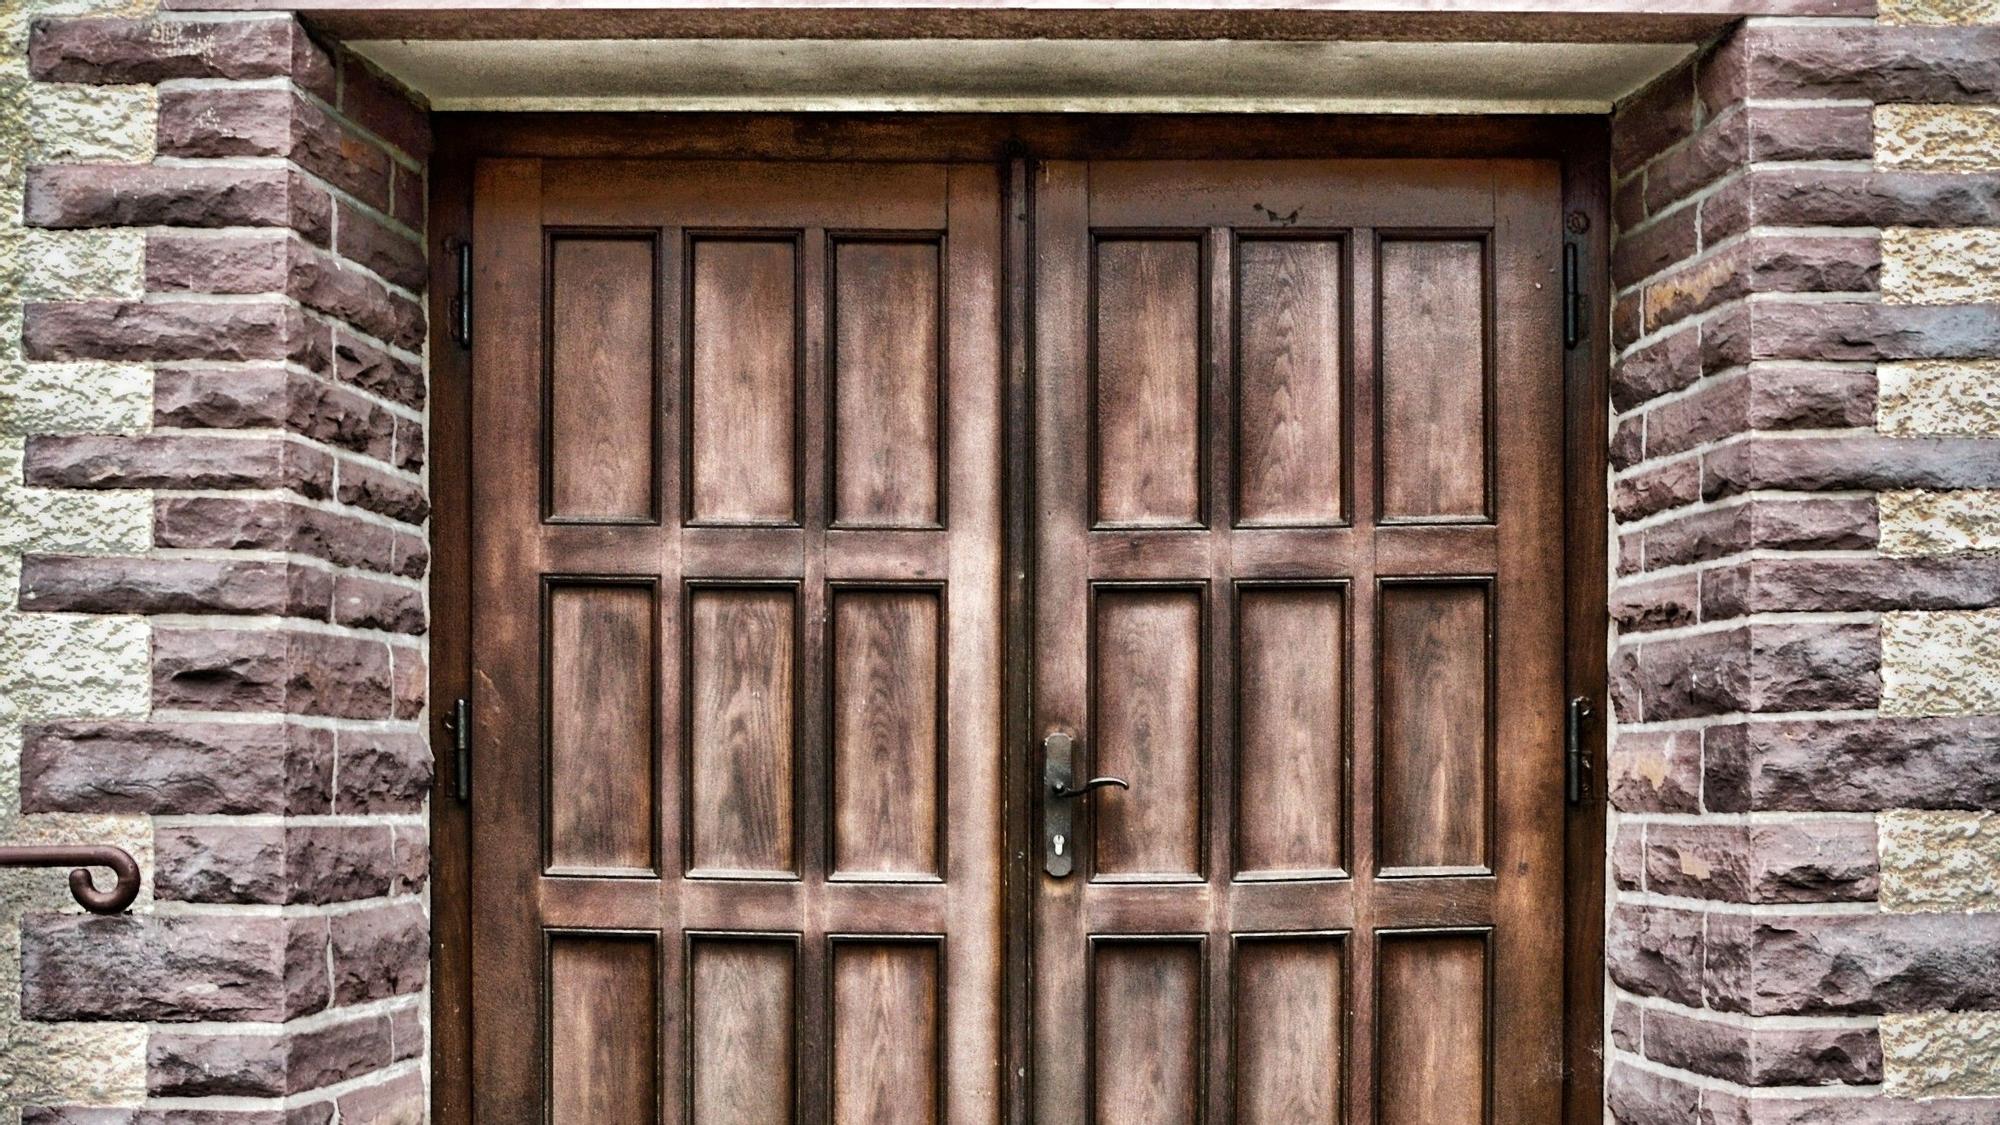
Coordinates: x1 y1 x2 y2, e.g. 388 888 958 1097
469 150 1572 1124
1031 159 1565 1124
471 158 1004 1124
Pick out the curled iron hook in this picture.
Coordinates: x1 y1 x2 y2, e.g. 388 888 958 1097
0 845 142 914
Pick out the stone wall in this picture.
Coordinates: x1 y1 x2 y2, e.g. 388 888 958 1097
1606 0 2000 1118
1 3 431 1121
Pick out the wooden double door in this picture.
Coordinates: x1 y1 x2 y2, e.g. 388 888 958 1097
469 153 1569 1123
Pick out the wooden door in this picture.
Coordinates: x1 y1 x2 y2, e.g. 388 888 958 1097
1029 160 1567 1123
469 159 1006 1123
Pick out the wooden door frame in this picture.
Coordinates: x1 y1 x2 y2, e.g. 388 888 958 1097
427 113 1610 1125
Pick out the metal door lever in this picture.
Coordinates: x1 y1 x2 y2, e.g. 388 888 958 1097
1043 731 1128 877
1051 775 1128 799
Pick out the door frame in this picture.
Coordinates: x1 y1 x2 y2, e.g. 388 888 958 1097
428 113 1610 1125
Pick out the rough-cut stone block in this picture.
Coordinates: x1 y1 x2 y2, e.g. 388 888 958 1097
1612 64 1696 177
1638 497 1877 572
21 721 332 816
287 826 398 904
1734 913 2000 1015
1708 556 2000 616
153 825 287 905
1612 571 1698 633
1882 608 2000 716
1639 1005 1882 1086
334 730 432 813
22 915 323 1022
25 166 329 243
24 300 330 368
337 461 429 526
1618 622 1880 721
330 902 427 1005
30 17 305 83
1609 904 1706 1006
1609 728 1702 813
1707 301 2000 368
1614 326 1701 412
333 330 424 410
25 433 332 497
335 1068 426 1125
1881 489 2000 556
332 573 425 634
390 164 425 232
1881 360 2000 437
1614 205 1699 289
1704 434 2000 498
335 201 426 292
1883 1009 2000 1098
1641 237 1880 337
148 1031 288 1097
154 496 397 574
288 1015 395 1094
1715 24 2000 106
1606 1061 1701 1124
17 555 331 618
1613 458 1700 522
153 628 394 719
1881 810 2000 913
1710 716 2000 813
145 232 292 295
289 246 426 351
1644 822 1878 904
1884 226 2000 305
1702 169 2000 246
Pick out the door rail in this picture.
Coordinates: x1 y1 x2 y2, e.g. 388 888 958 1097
0 844 141 914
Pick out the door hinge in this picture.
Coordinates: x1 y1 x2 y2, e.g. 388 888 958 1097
443 696 470 801
1562 236 1587 350
1566 696 1594 807
447 238 471 349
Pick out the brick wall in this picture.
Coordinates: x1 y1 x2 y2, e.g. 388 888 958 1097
1 2 430 1121
1606 1 2000 1118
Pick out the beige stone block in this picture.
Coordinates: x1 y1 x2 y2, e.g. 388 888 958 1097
0 229 145 301
0 1019 146 1107
0 361 151 436
21 84 155 163
0 613 150 726
1881 608 2000 716
1883 227 2000 305
1881 489 2000 556
1880 0 2000 23
1881 810 2000 912
1884 1011 2000 1098
1878 360 2000 437
1877 105 2000 171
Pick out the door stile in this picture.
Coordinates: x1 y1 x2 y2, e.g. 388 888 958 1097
1345 224 1381 1125
1029 158 1091 1124
1000 155 1037 1125
1201 224 1233 1125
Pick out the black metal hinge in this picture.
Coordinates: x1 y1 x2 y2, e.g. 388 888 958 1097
444 696 471 801
1566 696 1594 807
1562 237 1587 350
447 238 471 349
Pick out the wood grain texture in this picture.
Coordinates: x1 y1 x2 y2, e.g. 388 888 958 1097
1235 937 1342 1125
548 236 658 521
1235 586 1343 877
1092 941 1202 1125
1093 588 1202 879
1236 238 1343 526
1378 583 1489 872
1377 933 1487 1125
833 239 942 527
547 583 656 873
1379 238 1487 521
689 587 797 875
1094 239 1202 527
691 938 797 1124
550 934 659 1124
691 237 798 524
832 941 940 1125
831 589 941 878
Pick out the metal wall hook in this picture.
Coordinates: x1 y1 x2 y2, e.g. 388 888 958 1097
0 844 142 915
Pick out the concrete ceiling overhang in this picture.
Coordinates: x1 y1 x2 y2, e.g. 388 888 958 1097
175 2 1766 113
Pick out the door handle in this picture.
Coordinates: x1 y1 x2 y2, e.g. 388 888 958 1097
1043 731 1127 877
